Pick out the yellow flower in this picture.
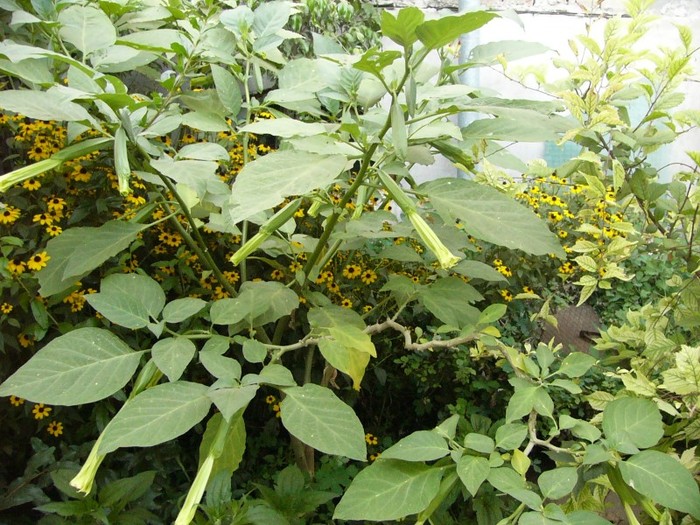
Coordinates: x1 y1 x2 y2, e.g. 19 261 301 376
522 286 534 294
342 264 362 279
265 395 277 404
0 206 20 225
9 395 24 406
1 302 12 314
18 333 33 347
499 289 513 302
365 433 379 445
340 297 353 308
47 420 64 437
32 403 52 420
46 224 63 237
327 282 340 294
270 269 285 281
22 178 41 191
289 261 303 272
27 251 50 271
360 269 377 285
33 212 53 225
406 211 460 269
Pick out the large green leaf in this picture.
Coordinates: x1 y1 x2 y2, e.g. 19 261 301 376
229 151 347 223
381 431 450 462
381 7 424 47
309 306 376 389
487 467 542 510
199 412 247 486
86 273 165 330
151 337 196 382
99 381 211 454
333 460 443 521
420 277 482 329
208 385 258 421
420 179 564 257
98 471 156 508
210 281 298 328
556 352 597 378
537 467 578 500
0 328 143 405
162 298 207 323
280 384 365 460
415 11 497 50
457 455 490 497
58 5 116 55
239 118 327 138
39 221 146 297
602 398 663 451
619 451 700 518
0 89 93 122
210 64 242 116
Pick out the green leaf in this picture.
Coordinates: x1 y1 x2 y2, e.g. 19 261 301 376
602 398 663 450
519 512 559 525
86 274 165 330
421 179 564 257
162 298 207 323
317 339 371 391
151 338 196 382
39 221 146 297
229 151 347 223
199 412 246 484
239 118 327 138
58 5 116 55
381 7 425 47
353 48 402 78
0 328 142 405
619 451 700 518
537 467 578 500
555 352 597 378
208 385 258 421
505 386 538 423
464 433 495 454
457 455 490 497
559 415 601 442
416 11 498 50
391 99 407 159
381 431 450 462
487 467 542 510
452 259 508 282
99 471 156 508
467 40 549 65
210 64 242 116
420 277 482 329
479 304 508 325
0 89 93 123
495 423 528 450
210 281 298 328
333 460 443 521
99 381 211 454
280 384 365 460
200 352 241 382
176 143 230 162
241 338 268 364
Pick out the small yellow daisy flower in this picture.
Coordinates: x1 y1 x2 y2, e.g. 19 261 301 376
27 251 50 271
32 403 52 420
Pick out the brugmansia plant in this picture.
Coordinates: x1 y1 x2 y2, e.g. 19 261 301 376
0 0 698 523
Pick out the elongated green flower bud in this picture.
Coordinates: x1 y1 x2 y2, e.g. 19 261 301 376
406 210 460 269
0 138 111 193
377 170 460 269
174 454 214 525
114 127 131 196
230 199 301 266
70 434 106 495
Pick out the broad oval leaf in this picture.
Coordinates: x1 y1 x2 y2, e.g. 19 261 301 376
537 467 578 500
602 397 663 450
457 455 490 497
0 89 93 122
415 11 497 50
239 118 327 138
619 451 700 518
99 381 211 454
381 430 450 462
39 221 146 297
229 151 347 223
0 328 143 405
208 385 258 421
280 384 365 460
58 5 116 55
162 298 207 323
86 273 165 329
495 423 528 450
420 178 564 257
333 460 443 521
151 337 196 382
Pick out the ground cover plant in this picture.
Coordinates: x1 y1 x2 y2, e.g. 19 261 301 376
0 0 699 523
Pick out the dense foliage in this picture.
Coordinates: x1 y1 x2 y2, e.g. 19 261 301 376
0 0 698 524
